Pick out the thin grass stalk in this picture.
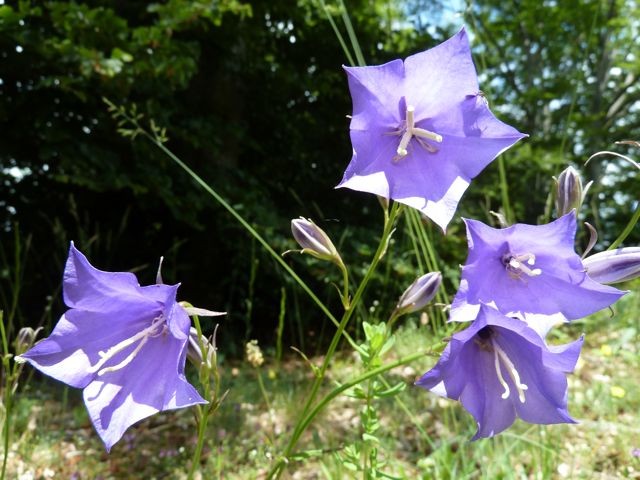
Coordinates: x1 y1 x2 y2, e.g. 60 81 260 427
125 123 361 352
608 203 640 250
336 0 366 66
0 311 9 480
497 155 513 224
406 210 448 326
275 287 286 365
316 0 356 67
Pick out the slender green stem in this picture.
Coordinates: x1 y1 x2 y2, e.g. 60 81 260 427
608 203 640 250
255 370 275 444
497 155 513 224
284 348 438 462
361 377 373 477
256 369 272 414
275 288 286 365
268 204 402 478
187 313 211 480
0 312 8 365
0 311 10 480
338 261 350 309
188 405 211 480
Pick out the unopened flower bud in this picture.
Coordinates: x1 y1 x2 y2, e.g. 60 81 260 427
395 272 442 315
555 166 592 216
246 339 264 367
583 247 640 284
291 217 342 264
14 327 42 356
186 327 216 370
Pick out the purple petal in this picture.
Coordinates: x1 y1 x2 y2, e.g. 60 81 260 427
83 332 205 451
19 308 158 388
18 244 209 451
452 213 626 321
417 306 582 439
583 247 640 284
339 29 525 231
64 243 159 312
403 29 478 117
344 60 404 130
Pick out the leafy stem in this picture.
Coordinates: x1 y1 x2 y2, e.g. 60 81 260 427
267 202 402 478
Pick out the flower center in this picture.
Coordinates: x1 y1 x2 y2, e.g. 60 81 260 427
491 339 528 403
389 105 443 162
86 316 167 376
502 252 542 279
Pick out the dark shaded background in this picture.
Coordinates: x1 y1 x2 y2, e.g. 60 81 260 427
1 0 638 355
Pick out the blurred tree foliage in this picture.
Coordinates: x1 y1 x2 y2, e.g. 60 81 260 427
0 0 638 352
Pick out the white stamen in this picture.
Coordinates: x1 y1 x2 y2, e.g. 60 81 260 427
492 341 528 403
504 252 542 278
97 335 150 376
392 104 442 161
493 347 511 399
87 316 166 376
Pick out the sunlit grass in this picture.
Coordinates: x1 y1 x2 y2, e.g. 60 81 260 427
4 288 639 479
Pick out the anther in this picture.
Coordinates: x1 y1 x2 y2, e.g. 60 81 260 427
503 252 542 279
391 105 442 161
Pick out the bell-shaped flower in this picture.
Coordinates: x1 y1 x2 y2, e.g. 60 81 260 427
449 211 626 322
416 305 583 440
583 247 640 284
16 244 206 451
338 28 526 231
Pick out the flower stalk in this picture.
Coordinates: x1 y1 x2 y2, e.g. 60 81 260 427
268 202 403 478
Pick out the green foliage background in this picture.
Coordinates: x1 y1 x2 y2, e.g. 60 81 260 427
1 0 638 353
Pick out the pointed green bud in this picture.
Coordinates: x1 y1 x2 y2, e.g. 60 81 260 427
394 272 442 315
14 327 43 356
554 166 592 217
583 247 640 284
291 217 342 264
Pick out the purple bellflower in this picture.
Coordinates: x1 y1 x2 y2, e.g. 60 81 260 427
338 28 526 231
449 211 626 323
416 305 583 439
16 244 206 451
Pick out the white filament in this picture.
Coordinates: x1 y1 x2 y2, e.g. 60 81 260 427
393 105 442 161
87 316 166 376
492 340 528 403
